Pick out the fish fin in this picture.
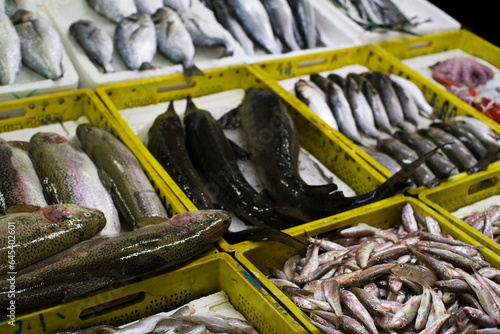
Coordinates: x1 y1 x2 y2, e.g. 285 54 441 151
182 62 205 83
228 139 250 160
5 205 41 214
8 140 31 151
139 62 155 71
217 107 241 129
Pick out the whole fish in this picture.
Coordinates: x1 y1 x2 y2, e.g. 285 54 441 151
239 88 438 220
183 95 305 230
0 139 47 214
147 101 213 210
0 210 230 313
211 0 255 56
359 76 394 135
376 138 439 188
4 0 37 17
262 0 300 52
363 148 402 175
0 204 105 274
12 9 62 80
114 13 156 71
225 0 281 54
389 74 433 116
295 79 338 131
287 0 316 49
0 10 21 85
69 20 115 73
29 132 121 235
86 0 137 23
152 7 204 82
180 11 234 58
134 0 163 15
76 124 169 229
393 130 458 179
448 116 500 153
391 78 422 128
418 127 484 174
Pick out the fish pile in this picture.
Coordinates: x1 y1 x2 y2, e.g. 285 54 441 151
147 88 438 240
294 71 500 188
0 124 169 235
0 1 64 85
51 303 256 334
203 0 320 55
268 203 500 334
456 204 500 242
0 209 230 314
327 0 428 34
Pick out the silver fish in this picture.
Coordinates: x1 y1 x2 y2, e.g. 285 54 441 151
12 9 62 80
448 117 500 153
225 0 281 54
0 10 21 85
114 13 157 71
69 20 115 73
287 0 316 49
86 0 137 23
153 7 204 82
363 148 402 175
262 0 300 52
391 78 422 128
389 74 433 116
359 76 394 135
134 0 163 15
295 79 338 131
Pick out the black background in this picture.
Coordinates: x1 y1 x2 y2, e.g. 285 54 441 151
427 1 498 47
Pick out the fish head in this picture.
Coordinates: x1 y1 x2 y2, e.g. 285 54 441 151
126 12 152 25
30 132 70 148
11 9 37 25
152 7 174 22
35 204 107 235
168 209 230 238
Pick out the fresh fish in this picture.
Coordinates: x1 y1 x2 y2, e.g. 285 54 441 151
345 74 391 140
183 95 305 230
448 116 500 152
0 204 105 274
363 148 402 175
262 0 300 52
29 132 121 235
152 7 204 82
359 76 394 135
389 74 433 116
391 77 422 128
0 10 21 85
171 313 255 333
376 138 439 188
393 130 458 179
327 73 346 91
4 0 37 17
12 9 62 80
287 0 316 49
365 72 416 132
295 79 338 130
0 139 47 214
340 289 378 334
180 11 234 58
69 20 115 73
0 210 230 313
134 0 163 15
225 0 281 54
162 0 191 14
147 101 213 210
114 13 156 71
418 127 484 174
76 124 169 230
211 0 255 56
86 0 137 23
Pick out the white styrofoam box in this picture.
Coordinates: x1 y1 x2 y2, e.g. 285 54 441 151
41 0 247 90
0 4 79 102
316 0 461 44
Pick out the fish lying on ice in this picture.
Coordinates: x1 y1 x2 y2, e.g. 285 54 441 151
86 0 137 24
0 10 21 85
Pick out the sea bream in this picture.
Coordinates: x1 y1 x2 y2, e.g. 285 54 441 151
76 124 169 230
134 0 163 15
0 204 105 274
0 139 47 215
86 0 137 23
0 210 230 314
29 132 121 235
0 10 21 85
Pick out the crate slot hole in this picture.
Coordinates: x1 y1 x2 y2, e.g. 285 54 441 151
79 291 146 321
408 41 432 51
0 108 27 119
297 58 327 68
157 81 195 94
468 177 498 195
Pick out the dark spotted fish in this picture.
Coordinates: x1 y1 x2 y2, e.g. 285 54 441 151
0 204 105 275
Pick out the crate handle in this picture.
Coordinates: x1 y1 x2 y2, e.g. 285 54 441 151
468 177 498 195
157 81 196 94
297 58 327 69
408 41 432 51
79 291 146 320
0 108 27 120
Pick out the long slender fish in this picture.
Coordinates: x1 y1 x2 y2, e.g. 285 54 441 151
389 74 433 116
12 9 63 80
0 210 230 314
295 79 338 131
86 0 137 23
287 0 316 49
77 124 169 230
29 132 121 235
359 76 394 135
69 20 115 73
262 0 300 52
448 117 500 153
0 204 105 274
391 78 422 128
0 10 21 85
0 139 47 214
148 101 213 210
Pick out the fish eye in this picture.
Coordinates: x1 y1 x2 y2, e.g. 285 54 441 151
83 212 91 217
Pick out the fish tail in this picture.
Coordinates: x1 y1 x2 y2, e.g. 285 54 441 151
102 62 115 73
139 62 155 71
182 61 205 83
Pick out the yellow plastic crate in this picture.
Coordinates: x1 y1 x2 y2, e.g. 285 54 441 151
233 196 500 334
96 64 391 252
374 29 500 132
0 252 308 334
419 165 500 255
250 43 500 193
